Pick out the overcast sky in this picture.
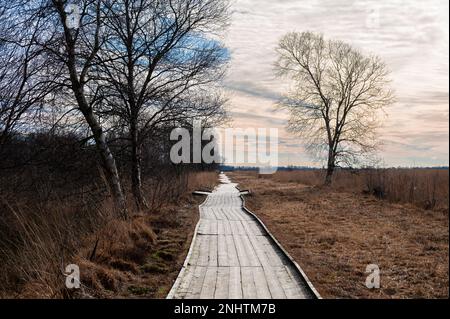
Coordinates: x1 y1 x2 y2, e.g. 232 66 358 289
221 0 449 167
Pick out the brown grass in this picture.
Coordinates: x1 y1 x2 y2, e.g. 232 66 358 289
268 169 449 211
229 170 449 299
0 170 218 299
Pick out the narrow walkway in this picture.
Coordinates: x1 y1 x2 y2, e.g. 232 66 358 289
167 173 317 299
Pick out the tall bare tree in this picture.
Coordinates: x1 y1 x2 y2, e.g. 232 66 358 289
276 32 394 184
95 0 229 208
2 0 128 218
0 5 56 153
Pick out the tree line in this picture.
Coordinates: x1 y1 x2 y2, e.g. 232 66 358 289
0 0 230 217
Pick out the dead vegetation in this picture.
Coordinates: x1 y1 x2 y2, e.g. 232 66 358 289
267 168 449 211
230 170 449 299
0 171 218 299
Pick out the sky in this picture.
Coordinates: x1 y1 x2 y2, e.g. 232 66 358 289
220 0 449 167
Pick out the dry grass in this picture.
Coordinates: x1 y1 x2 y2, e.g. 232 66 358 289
229 170 449 299
139 170 220 211
0 198 110 298
0 170 218 299
269 169 449 211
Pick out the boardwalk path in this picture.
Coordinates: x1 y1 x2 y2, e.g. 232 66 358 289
167 173 319 299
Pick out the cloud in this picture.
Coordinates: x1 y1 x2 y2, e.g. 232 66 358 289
223 0 449 166
224 81 282 101
229 111 287 127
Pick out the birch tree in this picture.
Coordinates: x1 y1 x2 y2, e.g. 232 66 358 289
1 0 128 218
96 0 229 208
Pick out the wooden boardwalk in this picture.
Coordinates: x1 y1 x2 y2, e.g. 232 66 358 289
167 173 319 299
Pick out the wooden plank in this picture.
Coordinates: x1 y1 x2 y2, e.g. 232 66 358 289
241 219 256 236
217 234 229 267
246 234 271 268
200 267 218 299
214 267 230 299
242 220 264 236
223 219 232 235
197 235 209 266
230 220 245 235
241 267 257 299
208 235 218 266
259 235 285 267
261 266 287 299
217 219 231 235
173 266 195 299
241 234 260 267
208 219 218 235
185 265 207 299
197 219 206 234
253 267 272 299
228 266 243 299
237 207 251 220
187 233 201 266
214 208 226 220
275 266 303 299
199 206 207 219
237 221 247 235
233 235 250 267
229 208 242 221
226 235 240 267
244 235 287 298
284 265 312 298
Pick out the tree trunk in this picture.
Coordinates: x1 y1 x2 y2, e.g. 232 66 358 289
54 2 128 219
325 165 334 185
325 149 335 185
75 88 128 219
130 124 148 210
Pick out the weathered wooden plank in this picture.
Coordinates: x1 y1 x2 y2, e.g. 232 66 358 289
274 266 303 299
214 267 230 299
209 219 218 235
208 235 218 266
284 265 312 298
217 220 224 235
230 220 246 235
185 265 207 299
241 267 257 299
223 219 232 235
246 233 271 268
172 266 194 299
187 234 200 266
226 235 240 267
244 234 286 298
241 234 260 267
233 235 250 267
200 267 218 299
197 235 209 266
253 267 272 299
228 266 243 299
261 266 287 299
258 235 285 267
242 220 264 236
217 234 228 267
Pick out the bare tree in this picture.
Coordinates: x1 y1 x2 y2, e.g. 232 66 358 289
0 5 56 153
276 32 394 184
2 0 129 218
95 0 229 208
